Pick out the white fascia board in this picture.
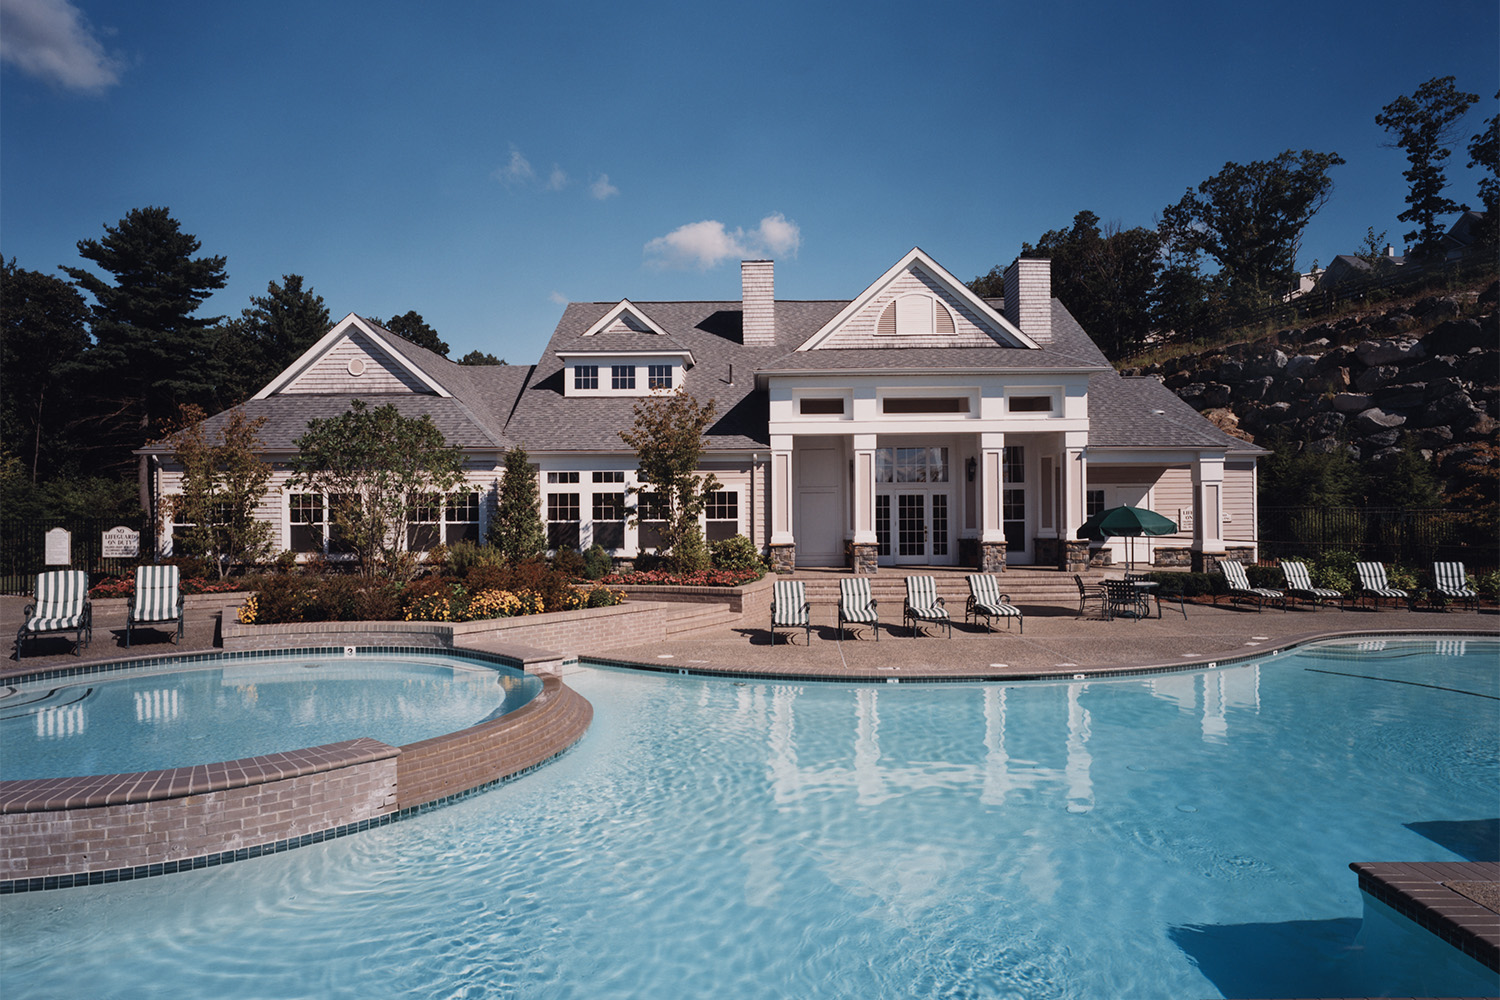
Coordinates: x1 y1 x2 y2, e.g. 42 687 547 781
754 364 1105 389
580 299 671 338
794 247 1039 352
557 349 695 364
252 313 452 399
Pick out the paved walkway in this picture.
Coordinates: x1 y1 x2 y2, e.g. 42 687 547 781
7 592 1493 683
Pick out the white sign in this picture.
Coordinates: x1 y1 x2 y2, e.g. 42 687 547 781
102 525 141 559
1178 507 1195 532
45 527 72 565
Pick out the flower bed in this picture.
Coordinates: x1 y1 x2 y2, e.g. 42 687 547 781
88 575 252 600
601 567 763 588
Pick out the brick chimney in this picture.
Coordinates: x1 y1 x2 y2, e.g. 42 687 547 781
1002 257 1052 344
741 259 775 346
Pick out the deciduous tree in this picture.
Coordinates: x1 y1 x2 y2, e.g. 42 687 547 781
1466 92 1499 249
166 404 273 577
619 391 721 573
1159 150 1345 316
1376 76 1480 257
289 400 465 577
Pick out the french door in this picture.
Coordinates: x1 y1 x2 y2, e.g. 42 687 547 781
876 490 951 565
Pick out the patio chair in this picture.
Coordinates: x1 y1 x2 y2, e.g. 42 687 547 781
1220 560 1285 612
1354 562 1409 611
1102 578 1149 620
1125 572 1187 619
965 574 1023 634
770 580 811 645
127 564 185 647
837 577 879 641
902 575 951 638
1279 561 1342 610
1431 562 1479 612
1075 574 1107 619
15 569 92 659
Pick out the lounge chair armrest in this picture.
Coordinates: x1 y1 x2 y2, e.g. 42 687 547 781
935 597 945 606
22 602 36 618
1000 594 1012 604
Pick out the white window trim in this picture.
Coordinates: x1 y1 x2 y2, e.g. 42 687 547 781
1005 388 1062 417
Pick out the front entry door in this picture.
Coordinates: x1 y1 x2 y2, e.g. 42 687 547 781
879 490 952 565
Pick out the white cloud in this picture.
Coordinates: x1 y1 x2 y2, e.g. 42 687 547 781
546 165 567 191
644 213 802 270
493 148 534 186
0 0 122 93
589 173 619 200
549 290 568 305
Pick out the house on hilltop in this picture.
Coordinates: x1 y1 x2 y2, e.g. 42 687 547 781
142 249 1263 572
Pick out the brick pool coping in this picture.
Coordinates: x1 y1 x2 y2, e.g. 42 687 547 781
1351 861 1500 973
0 646 592 893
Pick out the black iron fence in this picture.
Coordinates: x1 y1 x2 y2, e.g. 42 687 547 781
1259 506 1490 570
1 516 156 595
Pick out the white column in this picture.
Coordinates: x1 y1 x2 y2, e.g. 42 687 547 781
1060 432 1087 542
1192 454 1225 554
979 432 1005 543
770 434 795 546
851 434 876 545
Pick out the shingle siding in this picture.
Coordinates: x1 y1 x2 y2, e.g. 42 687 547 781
283 332 431 394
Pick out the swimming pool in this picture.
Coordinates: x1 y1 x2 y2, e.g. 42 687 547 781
2 637 1495 998
2 653 542 779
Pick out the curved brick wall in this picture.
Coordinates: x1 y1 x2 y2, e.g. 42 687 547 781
0 666 591 892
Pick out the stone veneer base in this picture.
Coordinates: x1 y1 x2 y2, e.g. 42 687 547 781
0 646 592 892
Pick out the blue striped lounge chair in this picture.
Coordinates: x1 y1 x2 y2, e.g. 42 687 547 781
837 577 879 641
1432 562 1479 612
1220 560 1285 612
770 579 811 645
128 564 185 647
15 570 92 659
965 574 1023 633
1280 561 1343 610
902 575 951 638
1355 562 1409 611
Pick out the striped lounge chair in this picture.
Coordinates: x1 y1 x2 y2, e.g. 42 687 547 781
965 574 1023 633
1432 562 1479 612
1280 561 1343 610
902 575 951 638
770 579 811 645
1355 562 1409 611
1220 560 1285 612
837 577 879 641
128 564 185 647
15 570 92 659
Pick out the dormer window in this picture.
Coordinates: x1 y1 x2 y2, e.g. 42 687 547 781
648 364 672 390
877 294 956 336
560 351 692 396
612 365 636 390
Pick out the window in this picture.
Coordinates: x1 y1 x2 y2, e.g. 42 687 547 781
573 365 598 390
592 471 624 483
612 365 636 390
705 491 738 541
637 491 667 551
592 491 626 549
547 492 580 550
881 397 969 414
407 493 441 551
289 493 324 552
1003 446 1025 484
799 398 844 415
875 447 948 484
1008 395 1054 413
1086 490 1105 518
547 471 580 484
445 491 480 545
648 364 672 390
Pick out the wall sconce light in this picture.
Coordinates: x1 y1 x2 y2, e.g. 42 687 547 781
966 457 977 482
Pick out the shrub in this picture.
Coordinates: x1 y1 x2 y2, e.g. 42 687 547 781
446 540 505 576
582 544 613 580
248 574 315 623
583 583 625 608
552 547 585 578
1479 570 1500 601
709 534 762 572
671 525 710 574
403 582 469 622
1386 565 1420 592
465 588 542 619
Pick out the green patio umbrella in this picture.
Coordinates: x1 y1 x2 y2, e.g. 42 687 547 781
1075 505 1179 570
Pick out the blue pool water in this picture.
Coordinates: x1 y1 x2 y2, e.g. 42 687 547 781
2 637 1496 998
0 653 540 777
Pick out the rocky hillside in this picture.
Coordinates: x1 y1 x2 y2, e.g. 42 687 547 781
1121 282 1499 486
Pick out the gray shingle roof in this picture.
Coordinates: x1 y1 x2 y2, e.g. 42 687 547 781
1087 374 1260 452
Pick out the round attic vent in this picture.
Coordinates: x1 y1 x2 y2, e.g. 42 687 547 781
348 358 367 377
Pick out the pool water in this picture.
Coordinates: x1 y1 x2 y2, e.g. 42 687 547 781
0 654 540 778
2 637 1496 998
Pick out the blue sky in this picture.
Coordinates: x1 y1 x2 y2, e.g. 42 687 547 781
2 0 1496 366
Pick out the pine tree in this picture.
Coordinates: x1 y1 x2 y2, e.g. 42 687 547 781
488 446 547 563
